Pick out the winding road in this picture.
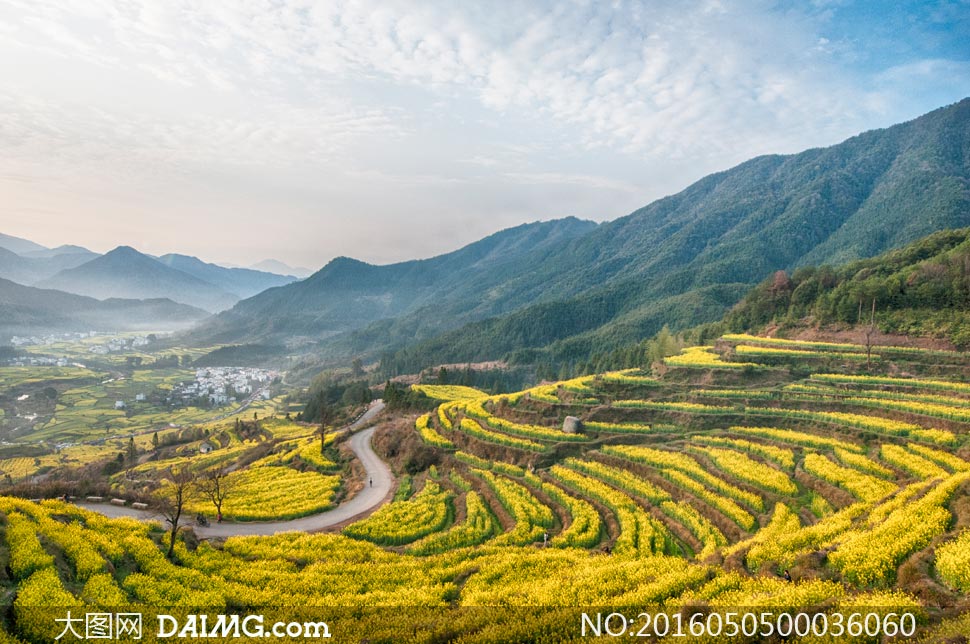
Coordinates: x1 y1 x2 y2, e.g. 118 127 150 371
78 400 393 537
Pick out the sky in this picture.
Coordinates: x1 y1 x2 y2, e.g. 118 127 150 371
1 0 968 272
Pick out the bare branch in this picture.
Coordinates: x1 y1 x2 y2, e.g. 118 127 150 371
198 467 234 522
156 465 195 559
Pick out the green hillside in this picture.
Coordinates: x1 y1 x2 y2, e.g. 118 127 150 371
725 228 970 347
322 99 970 372
188 217 598 346
4 335 970 641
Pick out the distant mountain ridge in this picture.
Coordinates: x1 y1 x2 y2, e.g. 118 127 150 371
20 244 97 259
36 246 239 314
186 97 970 371
189 217 599 343
157 253 296 300
0 246 97 285
0 233 48 256
0 235 299 313
249 259 313 278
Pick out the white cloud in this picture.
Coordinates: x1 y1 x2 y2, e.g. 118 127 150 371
0 0 879 159
502 172 641 194
0 0 965 266
0 91 404 179
876 57 970 86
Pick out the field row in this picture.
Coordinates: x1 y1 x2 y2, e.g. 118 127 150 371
4 496 948 641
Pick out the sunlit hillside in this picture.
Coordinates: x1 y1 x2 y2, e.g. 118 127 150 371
4 336 970 641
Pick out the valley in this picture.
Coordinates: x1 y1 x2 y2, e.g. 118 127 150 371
1 97 969 643
2 331 970 641
0 336 287 482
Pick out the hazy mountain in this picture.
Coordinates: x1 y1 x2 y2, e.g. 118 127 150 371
0 234 292 311
0 246 99 285
0 234 100 285
0 277 207 341
157 253 297 299
37 246 238 313
0 247 43 285
250 259 313 278
20 244 97 259
0 233 47 256
188 217 598 344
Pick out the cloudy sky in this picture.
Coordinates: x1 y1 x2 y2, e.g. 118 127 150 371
1 0 968 271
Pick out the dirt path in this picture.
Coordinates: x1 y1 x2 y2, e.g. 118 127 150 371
78 400 393 537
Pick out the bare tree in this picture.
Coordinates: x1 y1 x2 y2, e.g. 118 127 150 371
318 403 335 452
157 466 195 559
198 467 234 523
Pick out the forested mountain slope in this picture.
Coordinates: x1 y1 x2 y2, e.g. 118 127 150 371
725 228 970 347
188 217 598 344
190 99 970 371
373 98 970 371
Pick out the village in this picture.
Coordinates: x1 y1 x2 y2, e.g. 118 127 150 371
86 335 152 354
6 331 141 349
8 331 96 347
5 331 155 362
163 367 277 408
3 354 76 368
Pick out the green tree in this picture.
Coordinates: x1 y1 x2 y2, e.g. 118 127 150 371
126 437 137 469
351 358 364 378
648 325 680 364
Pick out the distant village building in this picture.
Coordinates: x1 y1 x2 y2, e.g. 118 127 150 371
167 367 278 408
199 441 215 454
114 400 126 410
135 393 146 402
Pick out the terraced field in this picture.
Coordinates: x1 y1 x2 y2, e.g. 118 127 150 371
1 351 288 480
4 335 970 641
0 366 99 390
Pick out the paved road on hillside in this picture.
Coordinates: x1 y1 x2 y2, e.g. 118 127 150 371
78 400 392 536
